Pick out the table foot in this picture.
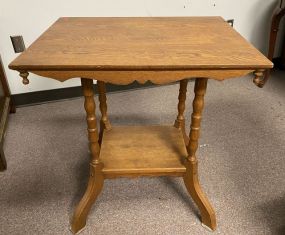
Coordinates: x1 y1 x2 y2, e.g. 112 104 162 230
202 222 215 232
69 225 86 235
183 159 216 231
71 163 104 234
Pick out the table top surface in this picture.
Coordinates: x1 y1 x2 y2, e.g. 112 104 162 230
9 17 272 72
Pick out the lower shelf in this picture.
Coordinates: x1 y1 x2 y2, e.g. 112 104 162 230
100 125 187 178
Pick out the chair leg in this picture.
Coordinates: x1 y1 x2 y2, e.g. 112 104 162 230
0 147 7 171
264 8 285 84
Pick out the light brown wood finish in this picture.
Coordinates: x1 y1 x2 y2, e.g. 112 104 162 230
97 81 111 144
100 126 187 178
9 17 272 85
174 79 189 145
28 69 255 85
8 17 274 233
71 78 104 234
9 17 272 70
184 78 216 230
253 69 267 88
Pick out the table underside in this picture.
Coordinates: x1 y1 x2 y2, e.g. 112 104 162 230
100 125 187 178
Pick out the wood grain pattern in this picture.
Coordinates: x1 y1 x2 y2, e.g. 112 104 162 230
71 78 104 234
9 17 272 84
184 78 216 230
99 126 187 178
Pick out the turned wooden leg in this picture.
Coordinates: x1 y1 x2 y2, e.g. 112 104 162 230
174 79 189 145
183 78 216 230
71 78 104 234
97 81 111 144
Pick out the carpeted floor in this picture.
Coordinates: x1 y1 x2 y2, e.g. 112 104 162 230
0 72 284 235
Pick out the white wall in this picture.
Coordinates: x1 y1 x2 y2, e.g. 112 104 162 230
0 0 281 94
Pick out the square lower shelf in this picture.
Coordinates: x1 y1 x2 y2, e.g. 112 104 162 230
100 125 187 178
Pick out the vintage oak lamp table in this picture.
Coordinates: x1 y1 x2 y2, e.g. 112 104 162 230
9 17 272 233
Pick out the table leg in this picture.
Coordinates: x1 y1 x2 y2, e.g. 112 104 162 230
97 81 111 144
183 78 216 230
174 79 189 145
71 78 104 234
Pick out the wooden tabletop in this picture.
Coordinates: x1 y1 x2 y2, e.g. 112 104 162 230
9 17 273 85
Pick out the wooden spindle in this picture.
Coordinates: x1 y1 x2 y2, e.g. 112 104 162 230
174 79 188 128
253 69 266 88
81 78 100 164
19 71 29 85
174 79 189 144
186 78 207 159
97 81 111 143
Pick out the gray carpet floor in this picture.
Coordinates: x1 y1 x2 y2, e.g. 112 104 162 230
0 72 284 235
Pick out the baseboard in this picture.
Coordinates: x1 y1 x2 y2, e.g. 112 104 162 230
12 81 157 107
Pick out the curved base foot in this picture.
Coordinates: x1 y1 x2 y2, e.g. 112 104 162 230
70 226 86 235
183 158 216 231
202 223 215 232
71 163 104 234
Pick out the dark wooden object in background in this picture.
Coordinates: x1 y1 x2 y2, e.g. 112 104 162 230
0 55 15 171
264 0 285 85
9 17 272 233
